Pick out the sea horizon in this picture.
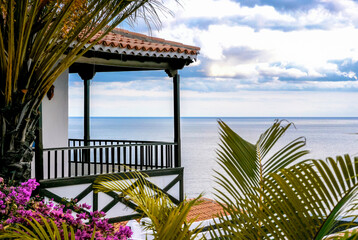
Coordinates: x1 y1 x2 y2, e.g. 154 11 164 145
69 116 358 119
69 117 358 198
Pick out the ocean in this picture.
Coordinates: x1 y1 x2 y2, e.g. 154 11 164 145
69 117 358 198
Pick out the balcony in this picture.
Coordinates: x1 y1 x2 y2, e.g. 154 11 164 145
39 139 178 180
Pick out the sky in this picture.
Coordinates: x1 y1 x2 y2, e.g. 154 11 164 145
69 0 358 117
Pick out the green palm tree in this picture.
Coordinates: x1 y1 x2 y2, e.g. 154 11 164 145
94 171 204 240
0 0 169 181
212 120 358 239
214 120 308 205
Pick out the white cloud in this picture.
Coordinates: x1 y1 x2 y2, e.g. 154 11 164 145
338 71 357 79
258 65 308 78
158 23 358 80
154 0 358 81
207 63 258 78
69 0 358 117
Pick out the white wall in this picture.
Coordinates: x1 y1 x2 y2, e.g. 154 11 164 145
42 69 69 148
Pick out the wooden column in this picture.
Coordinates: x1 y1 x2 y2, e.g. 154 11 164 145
78 70 96 147
173 73 181 168
166 68 183 201
78 70 95 163
84 78 90 145
166 69 181 168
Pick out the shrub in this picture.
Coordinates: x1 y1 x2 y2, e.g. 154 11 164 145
0 178 132 240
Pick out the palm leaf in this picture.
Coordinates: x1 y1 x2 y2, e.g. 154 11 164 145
213 156 358 240
215 119 308 198
212 120 358 239
212 120 308 238
0 215 94 239
94 171 204 240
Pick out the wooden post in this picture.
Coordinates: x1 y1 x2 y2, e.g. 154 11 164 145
166 68 183 202
173 73 181 168
78 70 96 162
172 71 184 202
84 78 90 146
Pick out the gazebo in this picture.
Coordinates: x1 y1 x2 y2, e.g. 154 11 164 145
33 28 200 222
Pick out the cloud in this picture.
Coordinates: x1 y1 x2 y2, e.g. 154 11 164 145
153 0 358 87
258 65 308 78
68 0 358 117
237 0 318 11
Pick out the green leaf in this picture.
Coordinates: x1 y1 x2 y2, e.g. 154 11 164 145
212 120 358 239
94 170 204 240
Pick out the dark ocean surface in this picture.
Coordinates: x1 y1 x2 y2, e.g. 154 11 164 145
69 117 358 198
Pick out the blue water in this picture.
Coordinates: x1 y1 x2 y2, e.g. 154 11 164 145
69 117 358 198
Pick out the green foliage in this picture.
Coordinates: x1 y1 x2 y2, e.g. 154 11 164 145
215 119 308 198
94 171 204 240
212 120 358 239
0 215 95 239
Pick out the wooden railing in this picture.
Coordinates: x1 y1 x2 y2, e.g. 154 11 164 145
42 140 176 180
68 139 172 147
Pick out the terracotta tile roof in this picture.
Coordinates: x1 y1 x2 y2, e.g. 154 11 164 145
87 28 200 60
114 220 129 231
113 198 225 230
187 198 226 222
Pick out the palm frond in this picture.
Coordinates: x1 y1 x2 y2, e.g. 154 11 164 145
0 215 93 240
212 120 358 239
94 171 204 240
215 119 308 198
0 0 171 107
213 156 358 240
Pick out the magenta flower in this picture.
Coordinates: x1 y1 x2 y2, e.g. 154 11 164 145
0 179 133 240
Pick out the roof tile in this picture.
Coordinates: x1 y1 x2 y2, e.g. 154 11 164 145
88 28 200 59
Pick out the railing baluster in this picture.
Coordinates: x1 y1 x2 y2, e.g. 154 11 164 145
167 145 170 168
81 149 85 176
100 148 103 174
74 149 78 177
155 145 158 169
123 146 127 172
150 146 153 168
88 148 91 176
68 149 71 177
129 144 132 170
169 145 173 168
105 148 109 174
161 145 164 168
117 147 121 172
135 146 138 170
166 145 169 168
47 151 51 179
144 146 147 170
111 147 115 173
94 148 97 175
148 146 151 170
61 150 64 178
140 146 144 171
54 151 58 179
